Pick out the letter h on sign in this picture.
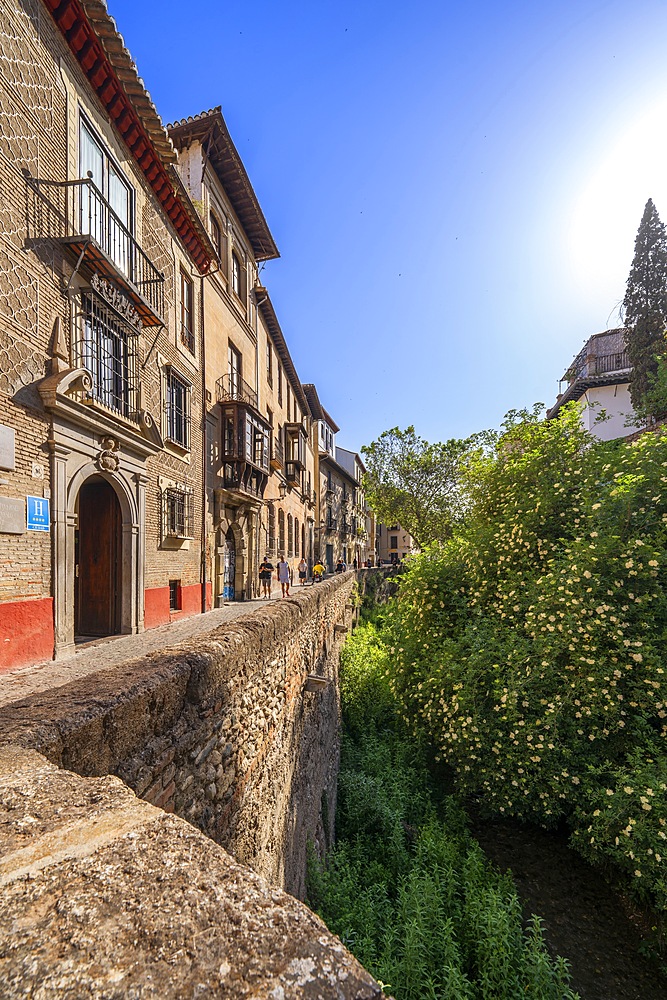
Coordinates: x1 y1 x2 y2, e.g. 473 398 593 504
26 495 50 532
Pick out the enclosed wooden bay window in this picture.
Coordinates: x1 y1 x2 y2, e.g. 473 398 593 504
220 403 271 498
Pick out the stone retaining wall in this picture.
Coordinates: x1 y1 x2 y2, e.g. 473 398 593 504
0 744 385 999
0 572 364 898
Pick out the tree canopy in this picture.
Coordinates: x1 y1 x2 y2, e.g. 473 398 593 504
623 198 667 412
361 426 484 548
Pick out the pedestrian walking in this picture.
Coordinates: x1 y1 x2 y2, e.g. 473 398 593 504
259 556 273 598
277 555 290 597
298 557 308 586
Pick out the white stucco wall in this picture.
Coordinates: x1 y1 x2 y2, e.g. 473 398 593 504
580 383 641 441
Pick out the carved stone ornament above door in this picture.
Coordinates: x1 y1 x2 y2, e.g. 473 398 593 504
97 436 120 472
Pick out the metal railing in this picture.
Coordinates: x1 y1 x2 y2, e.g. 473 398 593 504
31 175 164 320
216 372 258 409
567 349 630 382
162 488 193 539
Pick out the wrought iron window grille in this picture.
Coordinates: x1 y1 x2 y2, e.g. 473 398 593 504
73 289 139 419
164 369 191 450
162 487 193 539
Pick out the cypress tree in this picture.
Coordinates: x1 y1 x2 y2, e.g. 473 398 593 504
623 198 667 411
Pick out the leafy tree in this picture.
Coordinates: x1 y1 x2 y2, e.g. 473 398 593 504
623 198 667 412
361 427 485 548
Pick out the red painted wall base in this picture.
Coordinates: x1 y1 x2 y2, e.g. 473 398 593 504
0 597 54 673
144 584 204 630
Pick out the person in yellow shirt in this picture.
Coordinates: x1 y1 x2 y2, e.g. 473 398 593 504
313 561 325 583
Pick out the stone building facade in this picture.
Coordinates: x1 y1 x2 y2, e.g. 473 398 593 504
169 110 317 601
303 384 370 572
0 0 215 669
376 522 416 564
547 328 641 441
0 0 367 672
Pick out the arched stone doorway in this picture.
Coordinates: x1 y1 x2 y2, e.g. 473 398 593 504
75 476 122 637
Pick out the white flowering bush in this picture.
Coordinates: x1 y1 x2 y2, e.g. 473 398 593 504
386 405 667 909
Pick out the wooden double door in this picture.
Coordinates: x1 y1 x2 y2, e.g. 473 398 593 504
75 477 122 637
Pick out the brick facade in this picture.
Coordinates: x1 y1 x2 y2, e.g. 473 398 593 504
0 1 371 671
0 0 210 668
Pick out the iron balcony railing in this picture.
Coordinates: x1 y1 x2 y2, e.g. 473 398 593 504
566 349 630 382
216 372 258 410
31 175 164 322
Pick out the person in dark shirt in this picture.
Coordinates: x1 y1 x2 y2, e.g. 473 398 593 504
259 556 273 598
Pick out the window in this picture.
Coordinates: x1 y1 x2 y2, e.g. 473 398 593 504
295 517 300 558
165 369 191 450
287 513 293 557
286 385 291 422
268 505 276 554
223 408 236 456
210 213 222 261
79 116 133 275
277 363 283 405
390 535 398 549
278 508 285 555
163 487 193 539
228 343 242 398
266 341 273 386
253 425 265 467
76 290 138 418
169 579 181 610
180 270 194 352
231 251 242 297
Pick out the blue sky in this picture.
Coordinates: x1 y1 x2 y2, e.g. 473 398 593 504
108 0 667 451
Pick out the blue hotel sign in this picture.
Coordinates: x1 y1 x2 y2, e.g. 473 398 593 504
26 495 50 532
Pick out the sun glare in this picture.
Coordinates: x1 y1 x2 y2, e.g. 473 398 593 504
568 94 667 324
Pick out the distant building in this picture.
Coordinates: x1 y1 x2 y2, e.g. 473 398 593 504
376 523 416 564
303 385 371 572
335 447 372 568
547 329 641 440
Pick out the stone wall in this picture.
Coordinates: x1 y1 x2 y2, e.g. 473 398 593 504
0 572 363 898
0 744 385 999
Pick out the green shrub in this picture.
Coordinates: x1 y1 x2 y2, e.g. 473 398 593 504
385 405 667 910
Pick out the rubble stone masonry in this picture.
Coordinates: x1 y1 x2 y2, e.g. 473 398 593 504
0 572 364 898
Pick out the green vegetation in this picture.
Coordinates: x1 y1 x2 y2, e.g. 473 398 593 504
623 198 667 415
384 405 667 911
308 618 579 999
361 426 486 547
